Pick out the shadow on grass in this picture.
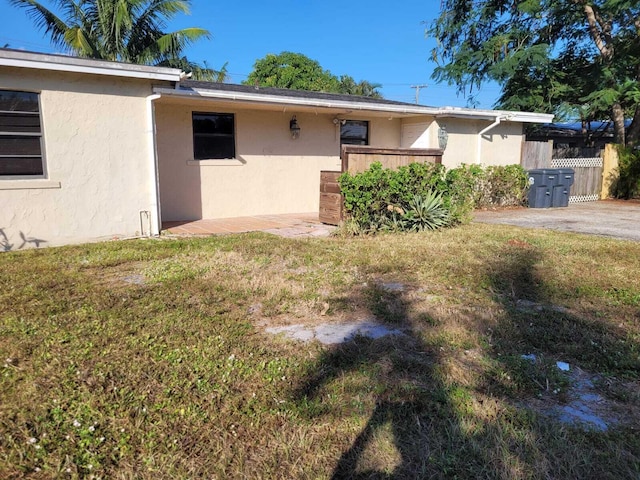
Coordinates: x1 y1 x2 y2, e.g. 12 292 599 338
292 284 535 478
292 239 640 479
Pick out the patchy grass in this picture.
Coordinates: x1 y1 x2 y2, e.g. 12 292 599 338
1 224 640 478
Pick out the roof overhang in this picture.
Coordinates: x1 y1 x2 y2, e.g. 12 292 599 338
153 85 554 124
0 48 182 82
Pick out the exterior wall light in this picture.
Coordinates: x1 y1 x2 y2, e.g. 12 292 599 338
438 126 449 150
290 115 301 139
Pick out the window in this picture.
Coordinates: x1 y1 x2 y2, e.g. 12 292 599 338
192 112 235 159
340 120 369 145
0 90 44 177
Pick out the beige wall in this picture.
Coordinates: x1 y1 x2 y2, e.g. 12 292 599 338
155 101 403 220
437 118 524 168
0 67 161 249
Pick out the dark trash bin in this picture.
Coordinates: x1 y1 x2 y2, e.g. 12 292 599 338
528 168 574 208
527 169 555 208
551 168 574 207
556 168 575 187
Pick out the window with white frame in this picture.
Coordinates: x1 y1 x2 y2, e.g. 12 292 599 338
192 112 235 159
0 90 45 177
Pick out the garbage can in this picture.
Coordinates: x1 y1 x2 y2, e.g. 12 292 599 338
550 168 575 208
527 169 555 208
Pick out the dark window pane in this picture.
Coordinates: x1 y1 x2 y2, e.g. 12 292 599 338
194 134 235 159
193 113 234 135
0 112 41 133
0 157 44 175
0 136 42 156
192 113 235 159
341 120 368 145
0 91 39 112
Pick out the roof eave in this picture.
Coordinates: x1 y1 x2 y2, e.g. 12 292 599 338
153 86 555 123
153 86 441 115
0 50 182 82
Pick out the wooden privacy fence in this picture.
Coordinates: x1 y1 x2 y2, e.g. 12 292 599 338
319 146 444 225
521 140 553 170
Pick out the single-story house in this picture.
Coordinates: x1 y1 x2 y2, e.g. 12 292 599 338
0 49 553 249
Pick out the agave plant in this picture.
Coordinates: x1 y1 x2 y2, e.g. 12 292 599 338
402 191 451 232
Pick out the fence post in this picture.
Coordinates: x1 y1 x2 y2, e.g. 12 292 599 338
601 144 619 199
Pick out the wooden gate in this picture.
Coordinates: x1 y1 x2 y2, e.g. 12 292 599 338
551 156 603 203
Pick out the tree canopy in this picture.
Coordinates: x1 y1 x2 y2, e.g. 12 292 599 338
10 0 224 81
243 52 382 98
428 0 640 145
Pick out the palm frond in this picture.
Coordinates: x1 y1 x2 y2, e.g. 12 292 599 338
8 0 72 50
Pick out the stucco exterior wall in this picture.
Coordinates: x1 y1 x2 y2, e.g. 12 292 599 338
0 67 160 249
438 119 524 168
155 101 403 220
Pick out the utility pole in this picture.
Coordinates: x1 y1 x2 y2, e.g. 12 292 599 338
410 84 428 104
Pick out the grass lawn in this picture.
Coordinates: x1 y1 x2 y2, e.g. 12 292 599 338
1 224 639 479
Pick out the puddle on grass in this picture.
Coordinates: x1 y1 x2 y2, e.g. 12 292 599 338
265 320 404 345
524 363 630 432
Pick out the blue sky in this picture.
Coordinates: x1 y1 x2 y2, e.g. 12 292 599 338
0 0 503 108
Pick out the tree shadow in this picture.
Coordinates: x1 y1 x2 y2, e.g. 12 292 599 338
0 228 47 251
484 241 640 387
292 281 530 478
291 239 640 478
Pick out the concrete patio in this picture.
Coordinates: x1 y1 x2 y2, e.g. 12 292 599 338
162 213 336 238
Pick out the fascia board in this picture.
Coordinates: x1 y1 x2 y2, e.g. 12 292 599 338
153 86 555 123
0 54 182 82
153 87 441 115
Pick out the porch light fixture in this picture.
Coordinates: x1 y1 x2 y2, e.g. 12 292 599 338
290 115 301 139
438 126 449 150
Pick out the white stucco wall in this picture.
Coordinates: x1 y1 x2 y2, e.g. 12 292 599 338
155 101 403 220
437 118 524 168
0 67 161 249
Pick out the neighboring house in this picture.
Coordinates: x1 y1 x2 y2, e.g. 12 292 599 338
0 49 553 249
527 120 632 151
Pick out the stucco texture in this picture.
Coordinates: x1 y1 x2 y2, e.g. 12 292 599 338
0 68 162 249
155 100 403 221
438 119 524 168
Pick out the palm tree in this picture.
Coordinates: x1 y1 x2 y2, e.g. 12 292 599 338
338 75 383 98
9 0 223 80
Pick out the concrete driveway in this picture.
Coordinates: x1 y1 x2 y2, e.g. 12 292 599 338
473 200 640 241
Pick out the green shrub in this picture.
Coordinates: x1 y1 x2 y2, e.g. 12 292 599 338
444 164 484 222
614 146 640 199
484 165 529 206
339 162 528 235
339 162 448 231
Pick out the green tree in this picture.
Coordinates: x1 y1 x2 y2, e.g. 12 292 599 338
244 52 382 97
428 0 640 145
10 0 224 80
338 75 383 99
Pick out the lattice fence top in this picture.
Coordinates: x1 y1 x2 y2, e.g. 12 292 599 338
551 157 603 168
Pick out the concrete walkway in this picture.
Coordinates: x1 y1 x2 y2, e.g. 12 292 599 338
163 213 336 238
473 200 640 241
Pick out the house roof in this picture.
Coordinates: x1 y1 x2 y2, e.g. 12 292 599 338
0 49 553 123
0 48 182 82
154 80 554 124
